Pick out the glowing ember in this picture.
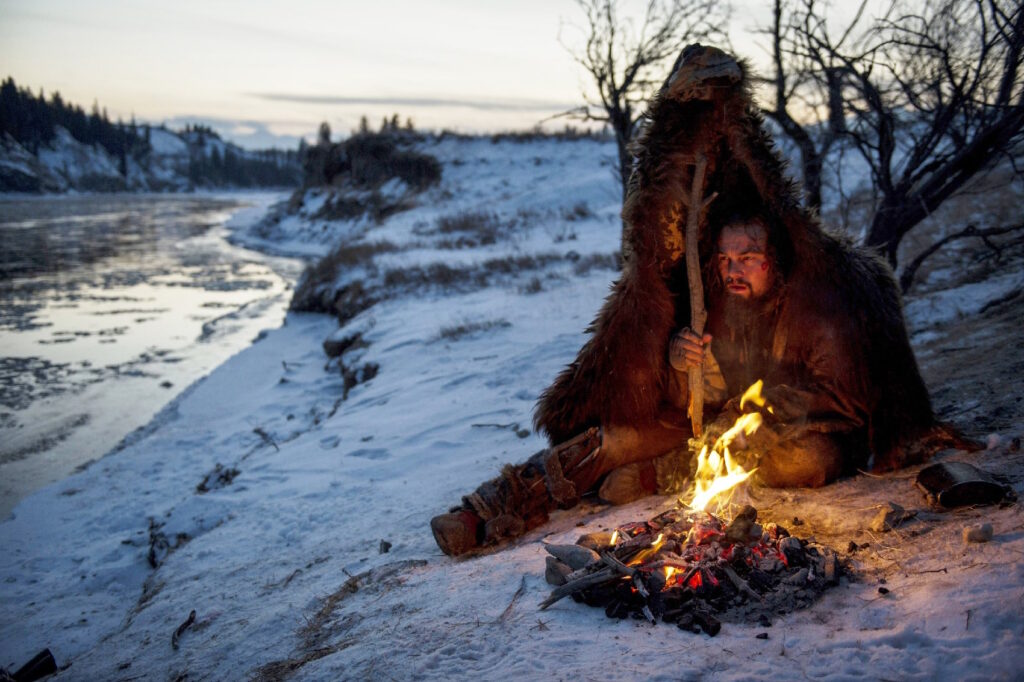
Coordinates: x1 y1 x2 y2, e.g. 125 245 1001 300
685 381 768 514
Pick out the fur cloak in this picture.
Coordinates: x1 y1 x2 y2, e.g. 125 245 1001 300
533 45 940 471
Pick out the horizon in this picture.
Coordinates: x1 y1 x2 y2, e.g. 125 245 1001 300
1 1 873 150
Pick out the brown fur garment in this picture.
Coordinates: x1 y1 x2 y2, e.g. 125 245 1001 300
533 44 943 471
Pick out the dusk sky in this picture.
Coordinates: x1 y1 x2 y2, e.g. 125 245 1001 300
1 1 810 149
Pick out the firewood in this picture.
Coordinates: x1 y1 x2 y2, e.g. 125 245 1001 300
600 551 636 577
539 567 616 610
538 505 842 635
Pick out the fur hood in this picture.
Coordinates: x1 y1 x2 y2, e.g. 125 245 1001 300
533 45 937 471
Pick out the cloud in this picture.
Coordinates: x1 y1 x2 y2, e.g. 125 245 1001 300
249 92 578 113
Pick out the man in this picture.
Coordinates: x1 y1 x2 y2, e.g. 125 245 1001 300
431 44 962 557
431 212 866 557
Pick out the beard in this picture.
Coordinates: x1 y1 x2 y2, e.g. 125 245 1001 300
720 277 781 334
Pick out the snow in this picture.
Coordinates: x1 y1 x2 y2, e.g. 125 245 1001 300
905 270 1024 331
149 128 188 156
2 135 1022 680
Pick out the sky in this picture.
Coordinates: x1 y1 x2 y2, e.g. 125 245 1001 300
1 0 808 149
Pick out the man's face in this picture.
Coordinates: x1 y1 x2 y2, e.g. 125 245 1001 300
716 221 772 299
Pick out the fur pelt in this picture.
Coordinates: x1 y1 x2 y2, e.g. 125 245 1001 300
533 45 940 471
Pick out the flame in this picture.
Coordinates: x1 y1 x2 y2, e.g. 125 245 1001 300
739 379 765 410
610 530 619 546
740 379 774 415
685 381 767 513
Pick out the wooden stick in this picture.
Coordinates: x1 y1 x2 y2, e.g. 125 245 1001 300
719 563 764 603
171 609 196 650
685 153 712 437
538 567 616 610
601 552 636 577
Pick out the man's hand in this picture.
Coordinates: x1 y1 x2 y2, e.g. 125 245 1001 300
668 328 712 372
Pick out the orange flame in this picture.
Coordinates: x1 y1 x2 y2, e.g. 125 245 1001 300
685 380 766 514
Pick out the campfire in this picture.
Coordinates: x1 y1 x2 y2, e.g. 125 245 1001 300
540 381 842 636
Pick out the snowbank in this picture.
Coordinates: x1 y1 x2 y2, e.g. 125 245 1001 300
1 135 1021 680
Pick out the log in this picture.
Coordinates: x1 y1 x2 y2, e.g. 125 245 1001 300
539 567 616 610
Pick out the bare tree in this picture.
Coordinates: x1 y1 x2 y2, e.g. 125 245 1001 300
758 0 870 212
561 0 731 201
766 0 1024 277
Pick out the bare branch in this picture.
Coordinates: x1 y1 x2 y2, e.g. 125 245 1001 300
900 222 1024 292
562 0 732 208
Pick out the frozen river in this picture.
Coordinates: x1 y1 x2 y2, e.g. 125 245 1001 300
0 192 301 519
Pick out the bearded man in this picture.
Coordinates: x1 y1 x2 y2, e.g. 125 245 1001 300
430 45 968 557
431 212 869 557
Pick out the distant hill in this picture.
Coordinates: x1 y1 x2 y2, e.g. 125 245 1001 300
0 77 301 193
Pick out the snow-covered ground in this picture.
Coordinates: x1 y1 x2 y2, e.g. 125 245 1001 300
1 135 1021 680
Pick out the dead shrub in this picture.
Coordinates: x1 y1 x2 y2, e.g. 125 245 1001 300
419 210 501 248
520 276 544 294
563 202 593 221
573 252 621 276
436 318 512 341
290 240 396 314
381 253 564 293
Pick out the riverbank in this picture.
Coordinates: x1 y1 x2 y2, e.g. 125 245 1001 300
0 191 300 518
1 136 1022 680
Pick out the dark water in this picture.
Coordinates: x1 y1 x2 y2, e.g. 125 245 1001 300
0 192 300 518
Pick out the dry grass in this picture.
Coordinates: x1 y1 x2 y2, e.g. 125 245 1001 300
381 253 566 292
290 242 398 313
418 210 502 249
252 560 427 681
573 251 621 275
563 201 593 221
436 318 511 342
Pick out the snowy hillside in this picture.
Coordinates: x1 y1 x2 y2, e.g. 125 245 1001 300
0 125 299 193
1 135 1022 680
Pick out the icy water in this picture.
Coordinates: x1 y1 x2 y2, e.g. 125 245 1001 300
0 193 301 519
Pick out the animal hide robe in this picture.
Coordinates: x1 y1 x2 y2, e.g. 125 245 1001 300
533 44 945 472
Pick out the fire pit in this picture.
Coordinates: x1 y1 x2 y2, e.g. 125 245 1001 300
540 381 844 635
540 505 841 636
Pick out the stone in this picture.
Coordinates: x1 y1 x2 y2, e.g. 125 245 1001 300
545 556 573 586
870 502 917 532
545 543 600 570
575 531 614 551
821 550 840 585
962 523 994 543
